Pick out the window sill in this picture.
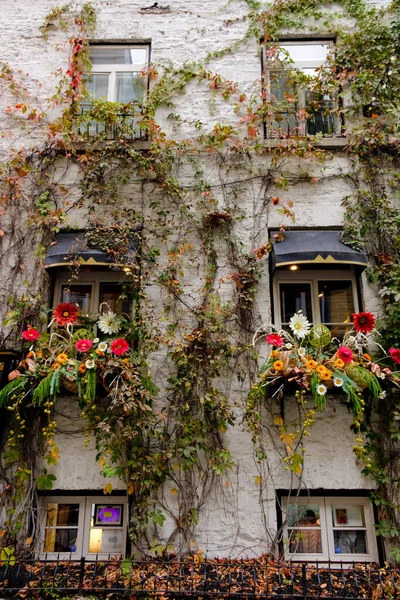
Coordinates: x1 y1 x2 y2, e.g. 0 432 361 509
264 136 348 150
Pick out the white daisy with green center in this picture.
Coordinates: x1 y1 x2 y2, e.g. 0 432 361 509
97 311 121 335
289 313 311 339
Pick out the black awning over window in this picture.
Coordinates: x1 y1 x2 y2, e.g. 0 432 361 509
270 230 368 271
44 233 137 269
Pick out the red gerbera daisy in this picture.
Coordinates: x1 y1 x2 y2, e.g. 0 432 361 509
337 346 354 363
75 339 93 352
389 348 400 365
110 338 129 356
22 326 40 341
53 302 79 326
266 333 284 347
353 311 376 333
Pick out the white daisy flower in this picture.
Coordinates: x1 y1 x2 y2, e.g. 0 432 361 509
93 338 100 343
289 313 311 339
97 311 121 335
298 347 306 356
376 370 386 379
379 391 387 399
285 343 293 350
333 377 343 387
316 384 327 396
98 341 108 352
85 359 95 369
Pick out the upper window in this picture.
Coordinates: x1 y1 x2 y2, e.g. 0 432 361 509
263 40 340 138
40 495 127 559
283 496 378 562
87 45 150 104
273 269 358 338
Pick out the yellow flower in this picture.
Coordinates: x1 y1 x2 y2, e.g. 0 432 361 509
321 370 331 381
306 359 317 370
316 365 327 375
334 358 345 369
56 353 68 365
270 350 280 359
52 362 61 371
273 360 284 371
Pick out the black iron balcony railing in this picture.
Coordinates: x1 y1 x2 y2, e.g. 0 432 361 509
266 98 341 139
0 558 399 599
77 103 146 141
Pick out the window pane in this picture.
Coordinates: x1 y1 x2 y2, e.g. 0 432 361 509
90 47 147 65
287 504 320 527
332 505 365 527
280 43 331 65
46 503 80 527
99 283 132 315
44 528 79 553
86 73 109 100
89 528 123 554
115 73 145 103
318 280 354 324
288 529 322 553
280 283 312 323
334 530 368 554
61 284 92 313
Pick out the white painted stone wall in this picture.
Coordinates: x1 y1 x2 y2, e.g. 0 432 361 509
0 0 389 558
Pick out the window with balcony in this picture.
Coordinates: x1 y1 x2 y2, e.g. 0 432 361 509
263 40 340 138
80 44 150 139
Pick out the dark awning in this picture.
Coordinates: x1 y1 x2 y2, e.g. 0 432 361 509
44 233 137 269
270 230 368 271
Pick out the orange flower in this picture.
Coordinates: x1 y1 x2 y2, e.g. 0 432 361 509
96 349 105 357
334 358 345 369
363 353 372 361
36 350 43 357
306 360 317 370
78 363 86 374
316 365 327 375
52 363 61 371
273 360 284 371
321 370 331 381
56 353 68 365
27 351 35 359
270 350 280 359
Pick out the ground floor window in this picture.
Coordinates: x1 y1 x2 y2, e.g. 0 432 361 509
40 495 127 559
283 496 378 562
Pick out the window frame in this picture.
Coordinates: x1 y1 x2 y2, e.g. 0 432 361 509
262 39 341 138
273 268 359 331
282 496 378 563
39 495 128 559
87 44 150 103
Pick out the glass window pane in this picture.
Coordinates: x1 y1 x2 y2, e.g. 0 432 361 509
288 529 322 553
115 73 145 103
318 280 354 324
89 528 123 554
86 73 109 100
332 505 365 527
334 530 368 554
44 528 79 553
280 43 331 65
46 503 80 527
99 283 132 315
90 47 147 65
280 283 312 323
287 504 321 527
61 284 92 313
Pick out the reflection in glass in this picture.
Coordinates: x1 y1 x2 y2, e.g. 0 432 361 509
44 503 80 553
115 73 145 103
280 283 312 324
90 47 147 65
86 73 109 100
88 528 123 554
46 503 79 527
332 505 365 527
334 530 368 554
44 528 79 552
61 284 92 313
100 283 132 315
289 529 323 553
318 280 354 325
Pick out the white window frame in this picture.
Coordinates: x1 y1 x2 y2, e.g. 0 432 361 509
283 496 378 563
88 45 150 103
263 40 341 137
54 271 134 317
39 495 128 559
273 268 359 330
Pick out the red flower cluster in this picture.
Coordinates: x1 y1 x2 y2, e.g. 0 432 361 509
389 348 400 365
353 311 375 334
75 339 93 353
53 302 79 326
337 346 354 363
266 333 284 347
110 338 129 356
22 326 40 341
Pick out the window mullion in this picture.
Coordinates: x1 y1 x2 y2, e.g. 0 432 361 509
108 71 116 102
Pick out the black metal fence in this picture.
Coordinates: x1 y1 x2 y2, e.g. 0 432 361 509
77 104 146 140
1 559 399 599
